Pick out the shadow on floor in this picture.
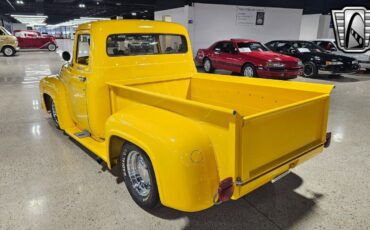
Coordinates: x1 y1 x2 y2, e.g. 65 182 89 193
59 120 322 229
148 173 322 229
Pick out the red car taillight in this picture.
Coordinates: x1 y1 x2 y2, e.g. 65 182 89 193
214 177 234 204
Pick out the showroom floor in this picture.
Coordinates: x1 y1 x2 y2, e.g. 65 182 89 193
0 45 369 230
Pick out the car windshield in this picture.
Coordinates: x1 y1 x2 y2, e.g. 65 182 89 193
0 27 11 35
292 41 324 53
237 42 269 52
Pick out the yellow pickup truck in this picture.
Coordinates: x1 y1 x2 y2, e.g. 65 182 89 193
39 20 333 212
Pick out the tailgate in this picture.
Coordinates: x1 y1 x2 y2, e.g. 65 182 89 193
239 94 330 182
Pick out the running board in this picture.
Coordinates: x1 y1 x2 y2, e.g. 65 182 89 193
74 130 91 138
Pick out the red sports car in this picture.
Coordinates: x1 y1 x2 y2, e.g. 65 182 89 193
195 39 303 79
14 30 57 51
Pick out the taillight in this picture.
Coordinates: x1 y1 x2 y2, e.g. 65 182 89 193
214 177 234 204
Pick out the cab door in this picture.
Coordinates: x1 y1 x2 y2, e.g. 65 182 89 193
60 33 90 131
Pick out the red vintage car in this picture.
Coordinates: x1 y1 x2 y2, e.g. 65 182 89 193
14 30 57 51
195 39 303 79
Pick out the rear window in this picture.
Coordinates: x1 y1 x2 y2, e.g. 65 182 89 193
107 34 187 56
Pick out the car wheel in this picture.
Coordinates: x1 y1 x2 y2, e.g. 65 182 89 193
120 143 160 210
50 98 60 129
2 46 16 56
48 43 57 51
242 64 257 77
203 58 214 73
303 62 318 77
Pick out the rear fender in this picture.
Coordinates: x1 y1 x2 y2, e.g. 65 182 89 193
106 104 220 212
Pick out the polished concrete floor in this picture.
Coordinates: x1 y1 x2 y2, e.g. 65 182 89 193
0 46 370 230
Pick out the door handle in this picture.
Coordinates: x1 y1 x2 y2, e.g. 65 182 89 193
78 76 86 82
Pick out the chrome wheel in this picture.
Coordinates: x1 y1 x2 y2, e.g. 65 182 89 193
3 47 14 56
204 59 211 72
51 100 59 127
48 44 56 51
243 66 254 77
126 150 151 197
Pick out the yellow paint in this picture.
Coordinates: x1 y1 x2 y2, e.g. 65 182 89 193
39 20 334 212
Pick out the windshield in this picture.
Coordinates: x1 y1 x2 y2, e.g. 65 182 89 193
237 42 269 52
0 27 11 35
292 41 324 53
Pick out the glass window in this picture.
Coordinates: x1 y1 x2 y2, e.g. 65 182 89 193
0 28 11 36
237 42 269 52
292 41 324 53
213 42 236 54
106 34 187 56
76 34 90 65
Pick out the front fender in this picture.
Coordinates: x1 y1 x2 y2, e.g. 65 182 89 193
106 104 219 212
39 75 73 129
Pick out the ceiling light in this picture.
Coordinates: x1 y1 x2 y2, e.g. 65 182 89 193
16 0 24 4
144 10 148 13
78 3 86 8
131 12 137 16
96 1 100 5
11 14 48 26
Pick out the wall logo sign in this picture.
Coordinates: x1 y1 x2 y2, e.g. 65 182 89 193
331 7 370 53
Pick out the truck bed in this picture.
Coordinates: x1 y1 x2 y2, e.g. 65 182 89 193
108 73 333 197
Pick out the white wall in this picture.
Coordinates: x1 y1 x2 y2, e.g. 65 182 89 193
300 14 335 40
317 15 334 39
11 23 28 32
156 3 303 54
154 6 188 29
193 3 302 53
299 14 321 40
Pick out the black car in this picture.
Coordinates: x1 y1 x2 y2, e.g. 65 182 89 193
265 40 360 77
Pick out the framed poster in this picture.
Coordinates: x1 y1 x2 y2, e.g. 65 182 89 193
256 12 265 25
236 6 265 26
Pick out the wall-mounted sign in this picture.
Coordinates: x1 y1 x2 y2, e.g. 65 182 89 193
236 6 265 26
256 12 265 25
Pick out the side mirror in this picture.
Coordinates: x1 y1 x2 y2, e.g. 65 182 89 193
290 49 297 54
62 51 71 62
330 47 337 52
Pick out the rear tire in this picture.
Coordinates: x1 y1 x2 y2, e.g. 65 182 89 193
303 62 318 77
120 143 160 210
242 63 257 77
203 58 214 73
2 46 16 57
48 43 57 51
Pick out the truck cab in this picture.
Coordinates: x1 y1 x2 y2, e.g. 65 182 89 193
40 20 333 212
0 26 19 56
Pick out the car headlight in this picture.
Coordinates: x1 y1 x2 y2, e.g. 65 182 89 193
297 61 303 66
266 61 285 68
352 60 359 64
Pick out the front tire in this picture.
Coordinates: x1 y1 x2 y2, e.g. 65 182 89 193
242 63 257 77
50 98 60 129
48 43 57 51
203 58 214 73
2 46 16 56
120 143 160 210
303 62 318 77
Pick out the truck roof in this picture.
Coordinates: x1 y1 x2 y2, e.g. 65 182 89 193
77 19 187 34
